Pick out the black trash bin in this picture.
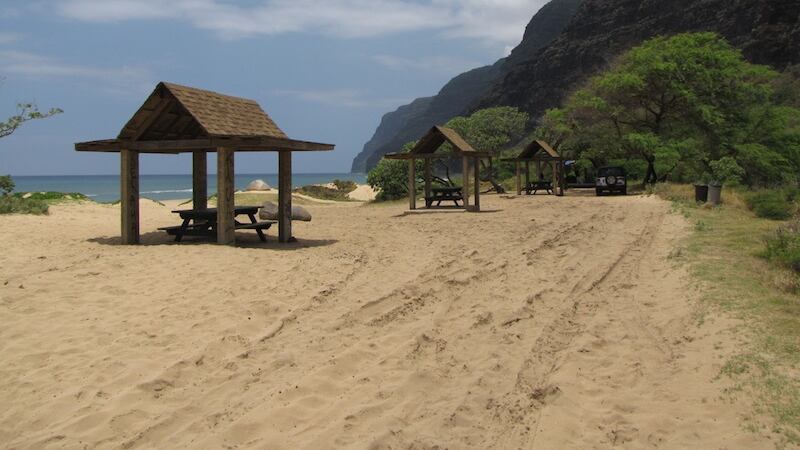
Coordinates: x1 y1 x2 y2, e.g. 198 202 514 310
694 184 708 203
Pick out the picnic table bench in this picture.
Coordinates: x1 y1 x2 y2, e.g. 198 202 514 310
525 181 553 195
159 206 275 242
425 186 464 207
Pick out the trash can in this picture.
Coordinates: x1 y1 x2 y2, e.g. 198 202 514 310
707 184 722 205
694 184 709 203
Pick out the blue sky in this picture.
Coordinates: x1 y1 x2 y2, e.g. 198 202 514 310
0 0 547 175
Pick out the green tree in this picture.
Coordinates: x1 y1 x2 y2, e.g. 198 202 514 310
542 32 800 186
1 102 63 139
367 142 423 201
445 107 529 153
0 175 13 196
445 106 529 192
0 92 63 196
0 82 62 208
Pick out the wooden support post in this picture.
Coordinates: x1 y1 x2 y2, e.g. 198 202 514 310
120 149 139 245
423 158 432 208
278 151 293 242
525 161 531 188
462 156 470 209
473 156 480 212
192 151 207 212
551 161 558 197
408 159 416 210
558 161 566 196
216 147 235 245
515 161 521 195
537 160 543 180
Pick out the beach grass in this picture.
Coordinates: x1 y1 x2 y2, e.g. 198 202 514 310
0 196 49 215
656 184 800 445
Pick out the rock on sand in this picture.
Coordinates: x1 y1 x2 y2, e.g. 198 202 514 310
246 179 272 191
259 201 312 221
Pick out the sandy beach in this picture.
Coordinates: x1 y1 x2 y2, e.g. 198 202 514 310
0 193 768 448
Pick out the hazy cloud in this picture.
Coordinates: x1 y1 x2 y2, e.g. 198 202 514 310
0 32 23 45
373 54 481 74
55 0 546 47
271 88 408 108
0 50 154 95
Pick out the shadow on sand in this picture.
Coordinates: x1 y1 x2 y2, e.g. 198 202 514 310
392 208 503 218
88 231 338 250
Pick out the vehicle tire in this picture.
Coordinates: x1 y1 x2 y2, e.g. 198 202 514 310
621 187 627 196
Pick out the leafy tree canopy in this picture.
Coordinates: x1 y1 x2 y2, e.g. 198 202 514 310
444 106 529 153
540 32 800 186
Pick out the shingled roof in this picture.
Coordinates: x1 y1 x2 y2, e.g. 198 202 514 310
118 82 288 141
503 140 563 161
384 125 488 159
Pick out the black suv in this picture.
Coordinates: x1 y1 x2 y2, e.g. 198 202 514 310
596 166 627 196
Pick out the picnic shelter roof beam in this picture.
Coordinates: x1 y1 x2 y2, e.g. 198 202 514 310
75 136 334 153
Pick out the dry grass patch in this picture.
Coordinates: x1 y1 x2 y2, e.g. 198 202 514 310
659 186 800 446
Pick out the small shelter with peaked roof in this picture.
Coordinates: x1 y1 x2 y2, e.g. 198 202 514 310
384 125 490 212
502 140 566 196
76 82 334 245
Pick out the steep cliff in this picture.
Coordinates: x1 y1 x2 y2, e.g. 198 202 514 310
353 62 502 172
477 0 800 118
351 0 584 172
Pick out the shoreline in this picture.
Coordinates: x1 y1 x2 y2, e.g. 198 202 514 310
12 183 377 205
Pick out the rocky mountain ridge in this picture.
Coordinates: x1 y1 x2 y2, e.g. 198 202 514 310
353 0 800 173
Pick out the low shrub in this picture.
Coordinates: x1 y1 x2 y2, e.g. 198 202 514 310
13 192 89 201
331 179 357 193
0 196 49 215
762 221 800 273
746 190 795 220
294 185 352 201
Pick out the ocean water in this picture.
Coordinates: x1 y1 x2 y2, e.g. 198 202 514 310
10 173 367 203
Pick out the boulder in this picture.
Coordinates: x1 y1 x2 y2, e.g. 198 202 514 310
246 179 272 191
259 201 312 222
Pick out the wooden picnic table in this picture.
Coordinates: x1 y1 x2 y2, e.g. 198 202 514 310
160 206 275 242
525 181 553 195
426 186 464 207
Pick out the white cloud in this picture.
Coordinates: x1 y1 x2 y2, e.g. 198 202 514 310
55 0 547 46
271 88 408 108
0 50 154 96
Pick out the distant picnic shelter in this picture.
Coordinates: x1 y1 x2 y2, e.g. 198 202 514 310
502 140 566 196
384 125 490 212
75 82 334 245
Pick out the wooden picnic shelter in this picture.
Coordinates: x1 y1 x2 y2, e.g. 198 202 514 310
75 82 334 245
502 140 566 196
384 125 490 212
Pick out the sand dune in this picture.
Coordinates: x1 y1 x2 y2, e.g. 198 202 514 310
0 194 765 448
